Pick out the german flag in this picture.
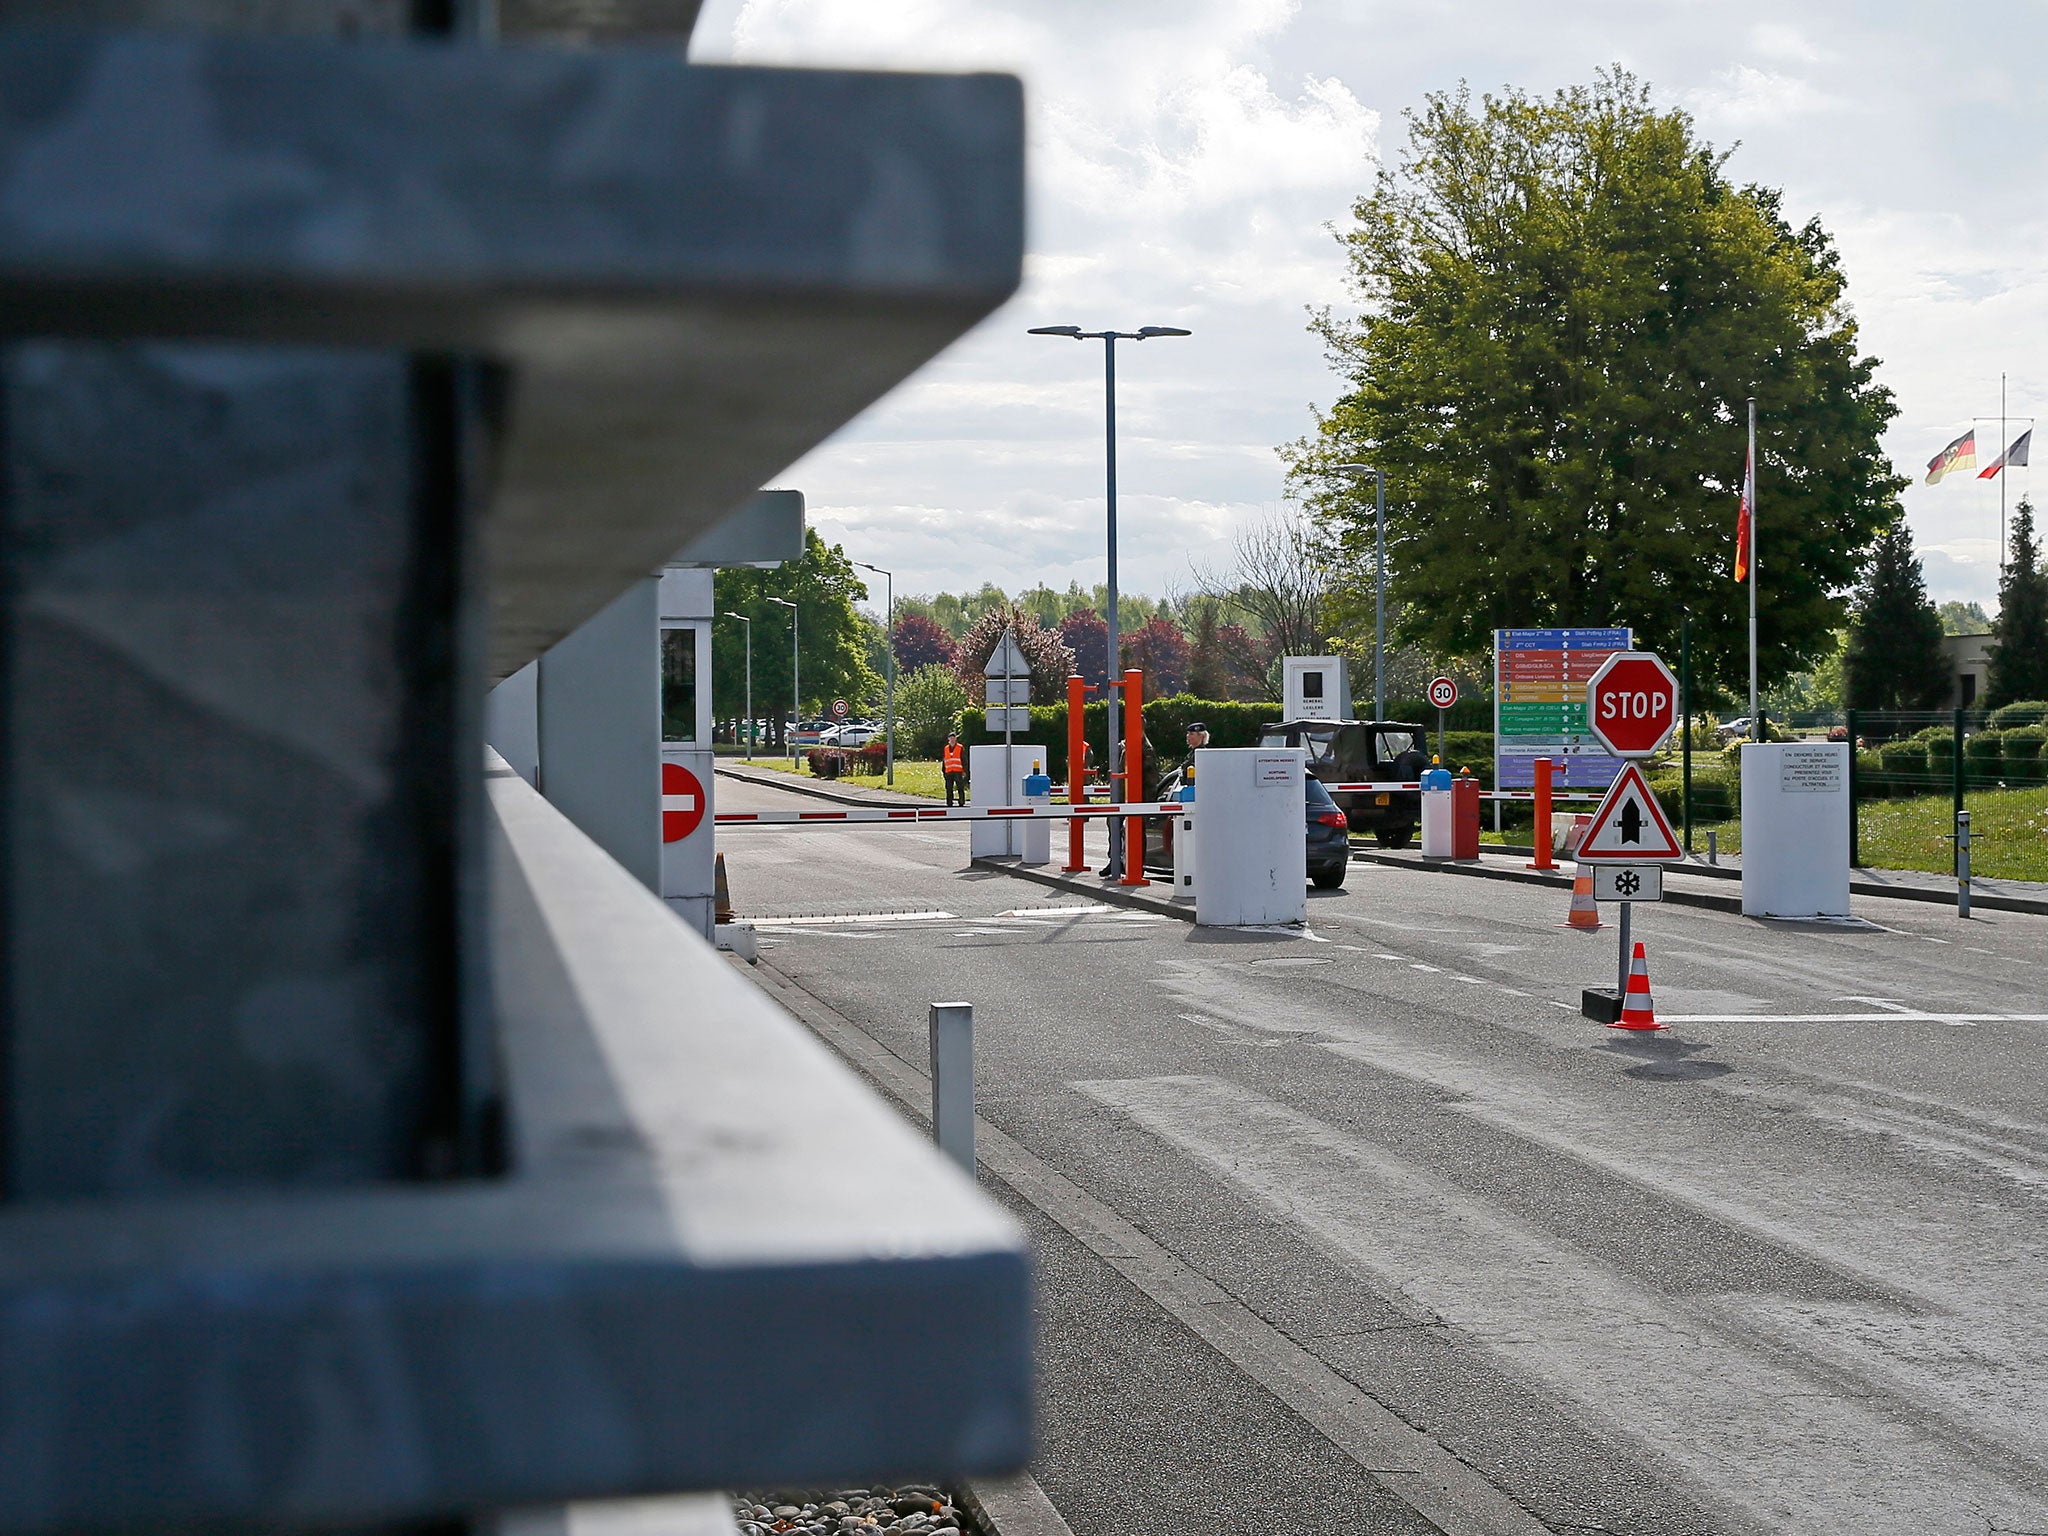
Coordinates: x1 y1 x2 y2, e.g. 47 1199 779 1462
1926 430 1976 484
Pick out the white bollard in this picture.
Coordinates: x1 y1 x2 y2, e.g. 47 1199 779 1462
1170 794 1198 902
928 1002 975 1175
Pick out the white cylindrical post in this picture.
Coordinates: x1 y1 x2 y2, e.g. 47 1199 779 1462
1957 810 1972 919
928 1002 975 1175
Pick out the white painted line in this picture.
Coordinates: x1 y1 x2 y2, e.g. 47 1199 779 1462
1077 1074 2048 1535
755 968 1551 1536
1499 987 1529 998
1410 963 1441 973
1547 1001 1575 1010
1453 975 1487 986
992 904 1114 919
1661 1013 2048 1025
1376 953 1405 960
749 910 956 927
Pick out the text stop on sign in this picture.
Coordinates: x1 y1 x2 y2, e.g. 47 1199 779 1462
1584 652 1678 757
662 760 706 842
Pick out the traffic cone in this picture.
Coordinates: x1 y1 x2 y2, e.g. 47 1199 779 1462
1563 862 1602 930
714 852 734 925
1613 941 1664 1032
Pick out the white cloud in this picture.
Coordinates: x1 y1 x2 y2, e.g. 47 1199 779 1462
1683 64 1839 125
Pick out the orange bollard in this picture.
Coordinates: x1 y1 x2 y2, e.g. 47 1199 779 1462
1119 667 1149 886
1064 674 1087 872
1526 756 1555 871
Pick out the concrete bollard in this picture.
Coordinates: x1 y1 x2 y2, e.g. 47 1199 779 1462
1707 829 1718 866
928 1002 975 1175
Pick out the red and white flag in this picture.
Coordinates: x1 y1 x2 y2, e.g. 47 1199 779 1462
1733 439 1753 583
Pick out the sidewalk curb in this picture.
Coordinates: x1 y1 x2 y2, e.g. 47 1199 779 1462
960 1477 1079 1536
1353 849 2048 918
970 858 1194 922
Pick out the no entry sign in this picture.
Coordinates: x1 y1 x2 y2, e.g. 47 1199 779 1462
662 760 706 842
1585 652 1678 757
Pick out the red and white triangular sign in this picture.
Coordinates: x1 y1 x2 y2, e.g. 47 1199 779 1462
1575 761 1683 861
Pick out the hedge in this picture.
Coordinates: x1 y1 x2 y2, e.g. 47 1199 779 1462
1989 701 2048 729
2002 726 2046 782
1964 730 2005 787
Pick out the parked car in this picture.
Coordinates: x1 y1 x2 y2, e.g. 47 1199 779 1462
1255 719 1429 847
790 718 831 747
1142 770 1351 889
822 724 879 748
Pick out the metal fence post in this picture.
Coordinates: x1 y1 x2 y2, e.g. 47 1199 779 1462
1953 707 1966 871
929 1002 975 1174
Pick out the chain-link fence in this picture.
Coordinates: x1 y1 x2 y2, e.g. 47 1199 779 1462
1843 704 2048 869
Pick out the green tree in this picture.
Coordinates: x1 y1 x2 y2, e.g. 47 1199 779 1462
1844 521 1947 711
1939 600 1992 635
897 663 969 757
1987 498 2048 707
1282 70 1903 698
712 530 881 745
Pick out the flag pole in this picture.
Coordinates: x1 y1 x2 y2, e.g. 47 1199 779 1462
2001 372 2008 575
1748 396 1759 742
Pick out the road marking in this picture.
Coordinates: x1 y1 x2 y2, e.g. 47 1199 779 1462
1410 963 1441 973
1453 975 1487 986
1661 1013 2048 1025
1077 1074 2048 1536
1375 953 1405 960
752 965 1551 1536
1498 987 1529 998
992 904 1114 918
750 910 956 926
1547 1000 1575 1010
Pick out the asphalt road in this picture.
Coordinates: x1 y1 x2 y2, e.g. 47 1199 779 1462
716 773 2048 1536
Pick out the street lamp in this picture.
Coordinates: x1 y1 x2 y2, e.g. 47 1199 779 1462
853 560 896 785
722 611 752 760
767 596 798 759
1027 324 1191 693
1334 463 1387 720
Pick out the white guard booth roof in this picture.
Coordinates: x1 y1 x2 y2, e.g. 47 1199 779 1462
1191 747 1307 927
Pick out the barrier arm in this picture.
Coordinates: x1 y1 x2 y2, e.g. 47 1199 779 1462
1120 668 1149 887
1064 674 1087 872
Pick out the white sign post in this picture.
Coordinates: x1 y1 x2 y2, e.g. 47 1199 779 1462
975 631 1034 858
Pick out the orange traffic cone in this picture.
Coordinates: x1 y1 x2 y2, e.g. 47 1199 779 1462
1613 941 1663 1031
714 852 734 925
1563 862 1602 930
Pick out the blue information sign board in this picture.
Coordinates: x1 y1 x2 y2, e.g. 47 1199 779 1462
1493 627 1632 791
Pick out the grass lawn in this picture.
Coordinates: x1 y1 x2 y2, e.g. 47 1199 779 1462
1690 785 2048 882
726 755 948 800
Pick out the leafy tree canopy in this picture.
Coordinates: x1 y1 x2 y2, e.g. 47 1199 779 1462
952 604 1077 705
891 612 958 672
1939 599 1992 635
713 530 881 739
1844 520 1947 712
1281 69 1903 697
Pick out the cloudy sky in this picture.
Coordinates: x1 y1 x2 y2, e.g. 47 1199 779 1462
689 0 2048 615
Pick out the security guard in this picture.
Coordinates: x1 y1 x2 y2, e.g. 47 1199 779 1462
1180 720 1210 784
942 731 968 806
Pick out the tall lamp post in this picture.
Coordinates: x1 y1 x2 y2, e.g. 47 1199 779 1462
767 596 798 759
722 611 753 760
1334 463 1387 720
854 559 896 785
1027 324 1191 695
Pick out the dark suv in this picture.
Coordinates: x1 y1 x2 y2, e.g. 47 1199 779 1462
1256 719 1429 847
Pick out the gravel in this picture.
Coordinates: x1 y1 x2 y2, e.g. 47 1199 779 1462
730 1486 978 1536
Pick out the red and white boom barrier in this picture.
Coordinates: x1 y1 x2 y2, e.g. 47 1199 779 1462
716 802 1185 826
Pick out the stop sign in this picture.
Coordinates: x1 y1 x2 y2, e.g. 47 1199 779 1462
1585 652 1678 757
661 760 706 842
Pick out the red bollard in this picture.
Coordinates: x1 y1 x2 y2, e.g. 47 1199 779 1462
1064 674 1087 872
1526 756 1555 871
1120 668 1149 887
1452 770 1481 861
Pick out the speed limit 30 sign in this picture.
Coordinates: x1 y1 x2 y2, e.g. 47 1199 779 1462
1426 676 1459 710
1585 652 1678 757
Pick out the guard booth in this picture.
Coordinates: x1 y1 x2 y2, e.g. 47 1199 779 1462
1284 655 1352 721
659 567 716 935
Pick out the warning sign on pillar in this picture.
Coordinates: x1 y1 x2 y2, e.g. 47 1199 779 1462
662 761 706 842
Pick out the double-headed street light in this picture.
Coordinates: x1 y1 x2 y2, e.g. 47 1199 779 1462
1027 324 1191 694
853 560 896 784
721 611 753 760
766 596 798 758
1334 463 1387 720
